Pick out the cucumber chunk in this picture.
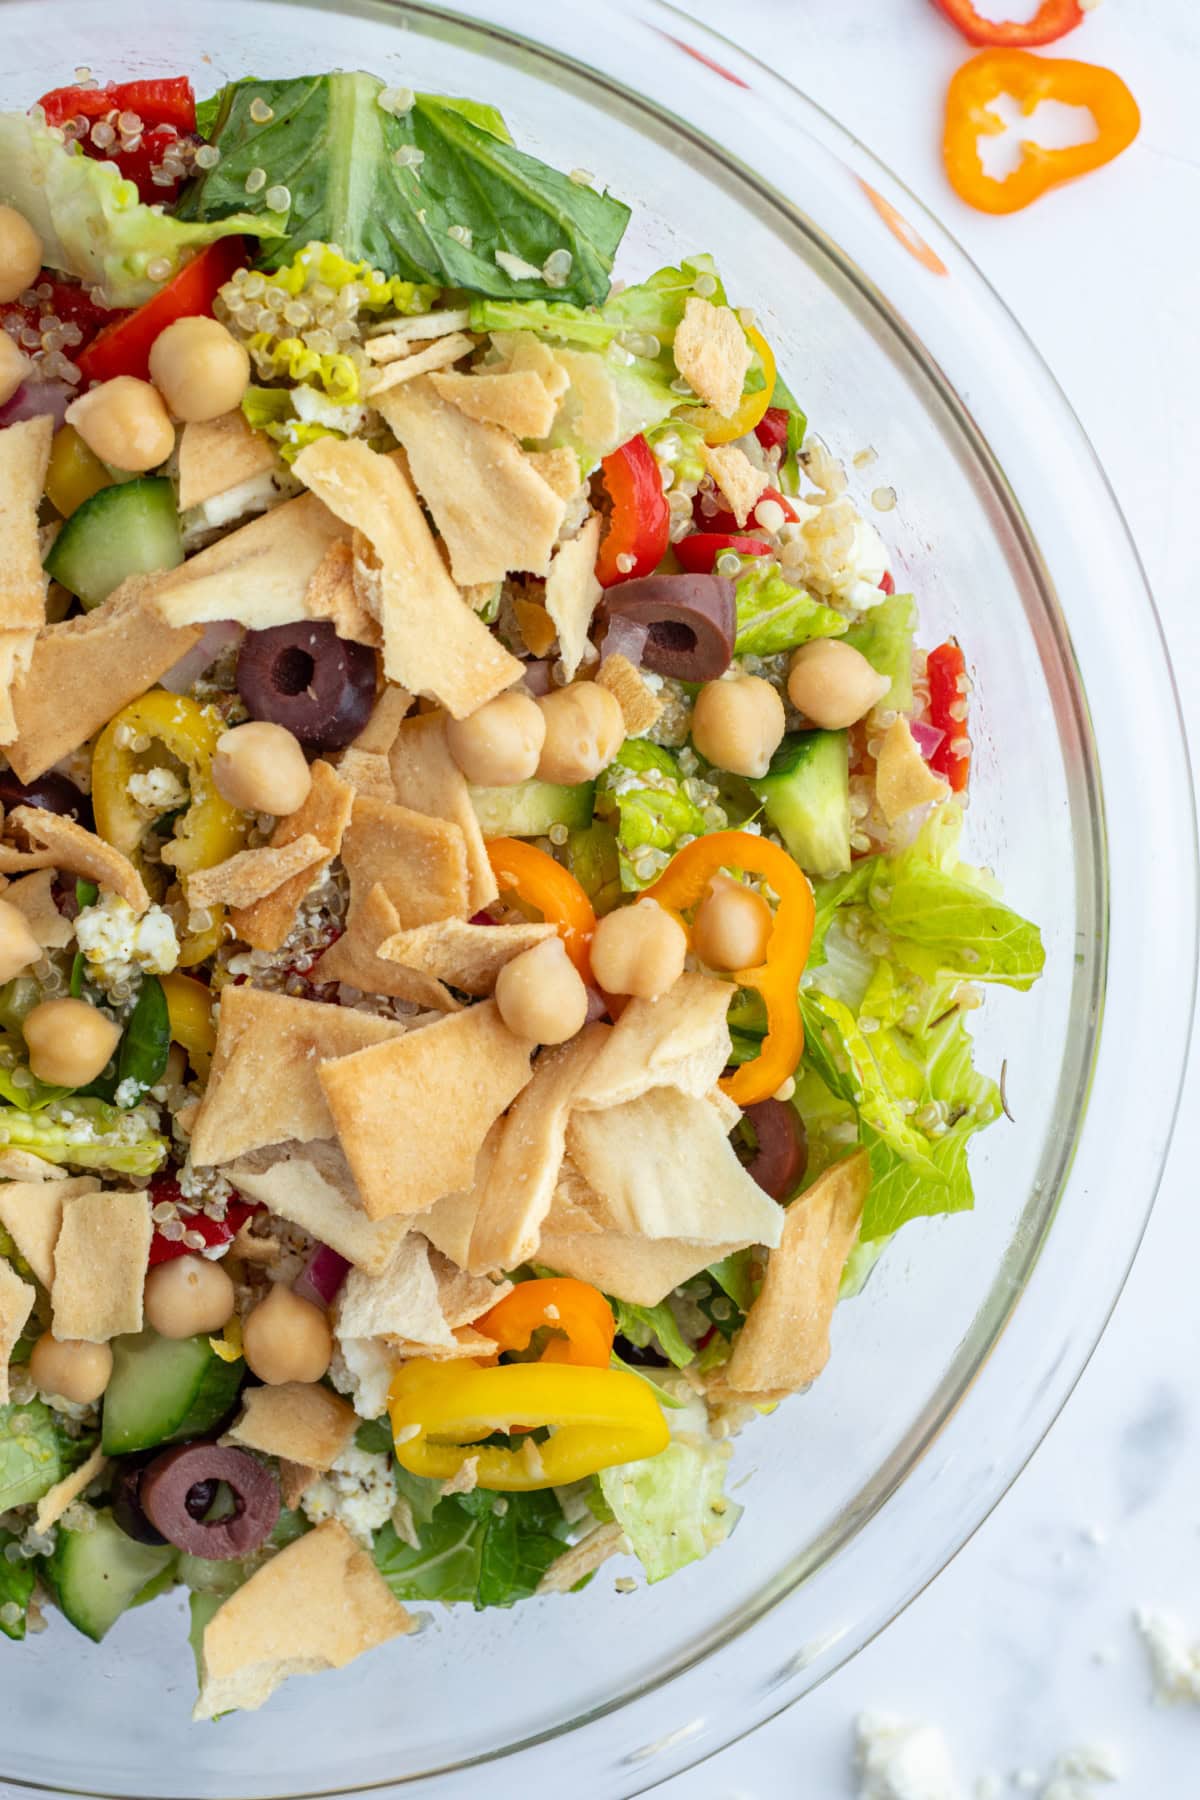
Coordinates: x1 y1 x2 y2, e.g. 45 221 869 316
48 1508 176 1642
101 1328 245 1456
751 730 851 877
45 476 183 611
470 779 594 839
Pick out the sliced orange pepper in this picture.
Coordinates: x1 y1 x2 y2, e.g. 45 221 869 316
644 830 814 1107
485 838 596 981
476 1277 615 1368
690 324 776 445
943 50 1140 215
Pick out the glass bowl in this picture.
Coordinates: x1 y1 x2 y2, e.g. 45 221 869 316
1 2 1194 1794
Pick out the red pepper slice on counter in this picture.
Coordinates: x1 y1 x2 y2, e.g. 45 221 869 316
146 1172 259 1267
926 639 971 793
675 532 773 575
753 406 790 455
77 236 246 383
595 434 670 588
932 0 1085 48
694 484 798 538
37 78 197 204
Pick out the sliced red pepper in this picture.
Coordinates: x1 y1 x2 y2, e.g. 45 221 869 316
932 0 1085 48
878 571 895 595
77 236 247 383
753 406 790 454
37 76 195 133
926 639 971 793
675 532 773 575
0 278 118 352
146 1171 258 1266
107 123 187 205
595 434 670 588
694 484 798 537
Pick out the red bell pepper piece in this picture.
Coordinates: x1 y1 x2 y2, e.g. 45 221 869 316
37 78 197 205
879 571 895 595
753 406 790 454
695 483 798 537
77 236 246 383
675 532 773 575
595 434 670 588
0 278 118 352
146 1171 259 1266
926 639 971 793
931 0 1084 47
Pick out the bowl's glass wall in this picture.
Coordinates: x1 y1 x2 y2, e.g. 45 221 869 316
0 4 1192 1796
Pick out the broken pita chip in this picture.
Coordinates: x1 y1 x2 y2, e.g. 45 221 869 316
228 1142 414 1275
0 417 53 631
336 1232 457 1348
278 1461 317 1509
5 575 204 783
185 833 329 912
387 711 497 914
595 653 663 737
493 333 571 402
526 446 582 501
572 973 733 1113
303 538 383 647
50 1188 152 1342
156 492 348 630
672 297 752 418
467 1024 609 1274
364 331 475 396
379 915 554 997
0 1148 64 1181
3 869 74 950
293 436 522 716
0 1257 35 1403
188 985 409 1166
431 1248 507 1329
177 410 281 512
0 807 148 914
230 760 354 952
194 1519 412 1721
513 598 557 658
567 1087 784 1247
34 1444 107 1534
339 793 470 928
227 1382 358 1472
410 1119 503 1267
334 746 394 799
0 629 36 746
537 1220 748 1308
543 515 601 682
706 1085 743 1136
537 1521 625 1595
318 999 532 1219
875 717 949 823
719 1151 869 1396
365 309 472 357
429 367 560 440
375 377 566 585
350 684 414 756
0 1175 99 1289
315 882 459 1011
699 441 769 527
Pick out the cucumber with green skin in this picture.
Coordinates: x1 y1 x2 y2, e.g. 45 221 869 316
750 730 851 878
470 778 594 839
48 1508 176 1642
101 1328 245 1456
44 476 183 610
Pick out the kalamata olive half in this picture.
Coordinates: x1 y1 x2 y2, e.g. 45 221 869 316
600 574 736 682
237 622 376 751
140 1444 280 1560
740 1099 808 1200
111 1457 168 1547
0 768 93 829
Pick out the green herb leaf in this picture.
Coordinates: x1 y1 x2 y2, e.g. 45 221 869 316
115 976 170 1108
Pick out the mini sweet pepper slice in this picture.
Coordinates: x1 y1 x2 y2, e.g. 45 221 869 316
486 838 597 982
476 1277 615 1368
595 435 670 588
932 0 1085 47
925 639 971 794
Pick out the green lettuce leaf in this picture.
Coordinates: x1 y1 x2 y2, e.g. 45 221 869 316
595 740 710 891
841 593 917 712
0 1096 167 1175
0 1398 93 1512
766 368 808 495
373 1486 569 1609
0 112 279 307
867 853 1045 990
179 74 629 306
566 820 622 916
611 1298 695 1369
0 1529 37 1640
733 561 847 658
528 342 681 470
597 1386 740 1583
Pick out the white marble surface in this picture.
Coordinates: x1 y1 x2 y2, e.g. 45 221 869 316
657 0 1200 1793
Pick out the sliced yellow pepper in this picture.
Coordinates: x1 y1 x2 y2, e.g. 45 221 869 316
691 323 776 446
45 425 111 518
160 970 216 1078
388 1358 669 1491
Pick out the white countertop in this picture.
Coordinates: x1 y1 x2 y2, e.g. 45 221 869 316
660 0 1200 1793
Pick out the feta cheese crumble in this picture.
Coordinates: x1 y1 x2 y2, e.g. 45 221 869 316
855 1712 961 1800
74 893 179 992
300 1445 396 1546
126 767 189 812
1134 1607 1200 1704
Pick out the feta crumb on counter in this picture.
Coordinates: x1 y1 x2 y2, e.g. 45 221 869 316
300 1446 396 1546
74 893 179 992
855 1712 961 1800
1135 1606 1200 1704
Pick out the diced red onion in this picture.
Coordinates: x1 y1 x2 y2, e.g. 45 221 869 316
584 985 610 1024
909 719 945 762
470 911 498 926
159 620 244 693
292 1242 350 1309
522 658 554 696
600 614 649 668
0 379 74 430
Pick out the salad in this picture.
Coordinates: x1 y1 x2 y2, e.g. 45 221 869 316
0 68 1043 1718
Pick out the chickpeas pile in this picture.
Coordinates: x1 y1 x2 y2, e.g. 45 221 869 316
590 898 687 1001
213 721 313 818
446 691 545 787
29 1333 112 1405
144 1254 236 1340
66 376 175 474
495 935 589 1044
242 1283 333 1385
23 996 120 1088
691 675 785 780
536 682 625 785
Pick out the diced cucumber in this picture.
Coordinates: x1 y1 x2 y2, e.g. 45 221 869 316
44 476 183 611
470 779 594 839
48 1508 176 1642
101 1328 245 1456
751 730 851 877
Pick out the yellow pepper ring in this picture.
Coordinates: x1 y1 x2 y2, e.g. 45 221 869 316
160 970 216 1078
388 1359 670 1492
690 323 776 447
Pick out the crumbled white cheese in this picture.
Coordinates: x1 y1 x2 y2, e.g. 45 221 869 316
855 1712 961 1800
300 1445 396 1546
785 501 890 610
329 1337 394 1420
181 468 298 548
74 893 179 992
1135 1607 1200 1703
291 386 368 436
126 767 189 813
1038 1743 1121 1799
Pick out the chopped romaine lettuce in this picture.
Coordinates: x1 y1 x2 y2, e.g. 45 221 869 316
611 1297 695 1369
597 1384 741 1583
0 1398 94 1513
733 561 847 658
528 342 681 471
595 740 711 891
766 368 808 496
566 819 623 915
373 1486 570 1609
842 593 917 712
0 1096 167 1176
0 1528 37 1640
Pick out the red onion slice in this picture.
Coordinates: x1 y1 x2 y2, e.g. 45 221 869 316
0 379 74 430
158 620 244 693
909 720 945 763
599 613 649 668
293 1243 350 1309
521 658 554 696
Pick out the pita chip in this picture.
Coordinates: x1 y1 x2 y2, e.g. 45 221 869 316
230 760 354 952
875 718 949 824
595 653 662 736
364 331 475 395
185 834 328 912
228 1142 413 1275
513 599 556 658
429 367 559 440
0 417 52 631
177 411 281 512
672 297 752 418
335 746 394 799
537 1521 625 1595
572 974 733 1113
467 1024 609 1274
379 916 554 997
3 869 74 950
0 1257 35 1403
278 1460 317 1509
293 437 521 716
0 807 148 914
194 1519 412 1721
375 377 566 585
699 442 769 527
188 986 409 1166
0 631 36 746
543 514 601 682
50 1188 152 1342
315 882 459 1012
339 793 469 927
5 575 204 783
492 333 571 401
350 684 414 756
155 492 348 630
387 710 497 913
335 1232 457 1348
34 1444 108 1534
526 446 582 501
227 1382 357 1472
411 1120 503 1268
365 309 472 357
719 1151 869 1397
302 538 382 647
318 999 532 1219
0 1149 64 1182
0 1175 99 1289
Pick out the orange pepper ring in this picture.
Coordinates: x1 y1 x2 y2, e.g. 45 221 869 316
476 1277 615 1369
485 838 596 982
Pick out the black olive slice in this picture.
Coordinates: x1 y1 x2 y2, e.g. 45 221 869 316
237 622 376 751
0 769 93 829
601 574 736 681
140 1444 280 1560
740 1099 808 1200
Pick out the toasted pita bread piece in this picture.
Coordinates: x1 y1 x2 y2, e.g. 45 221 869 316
572 973 733 1113
699 442 769 527
513 599 556 658
278 1460 317 1509
595 654 662 736
227 1382 357 1472
230 760 354 953
336 1231 503 1353
537 1521 626 1595
411 1120 502 1267
718 1151 869 1397
340 793 470 928
335 746 394 799
0 807 149 913
185 834 328 912
543 515 601 682
228 1142 413 1275
489 333 571 401
387 711 497 914
156 492 348 630
319 999 532 1220
194 1519 412 1721
177 410 282 512
364 331 475 396
188 986 409 1166
293 437 521 716
349 684 414 756
673 297 751 418
468 1024 609 1274
303 538 383 648
315 882 458 1012
34 1444 108 1534
50 1188 152 1342
429 366 560 439
375 377 567 586
567 1087 784 1247
0 1175 99 1289
6 575 204 783
365 309 472 358
379 915 554 997
0 417 53 632
0 630 36 746
526 446 582 500
0 1149 63 1181
3 870 73 951
875 718 949 824
0 1257 35 1403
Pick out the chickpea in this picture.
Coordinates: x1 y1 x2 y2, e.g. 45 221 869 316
691 675 785 780
213 721 313 817
692 873 773 973
0 333 29 409
445 691 546 787
536 682 625 785
148 315 251 423
0 897 41 985
65 376 175 473
23 997 120 1088
0 207 43 306
29 1332 112 1405
144 1254 236 1340
786 639 890 729
242 1283 333 1386
495 935 589 1044
590 898 687 1000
